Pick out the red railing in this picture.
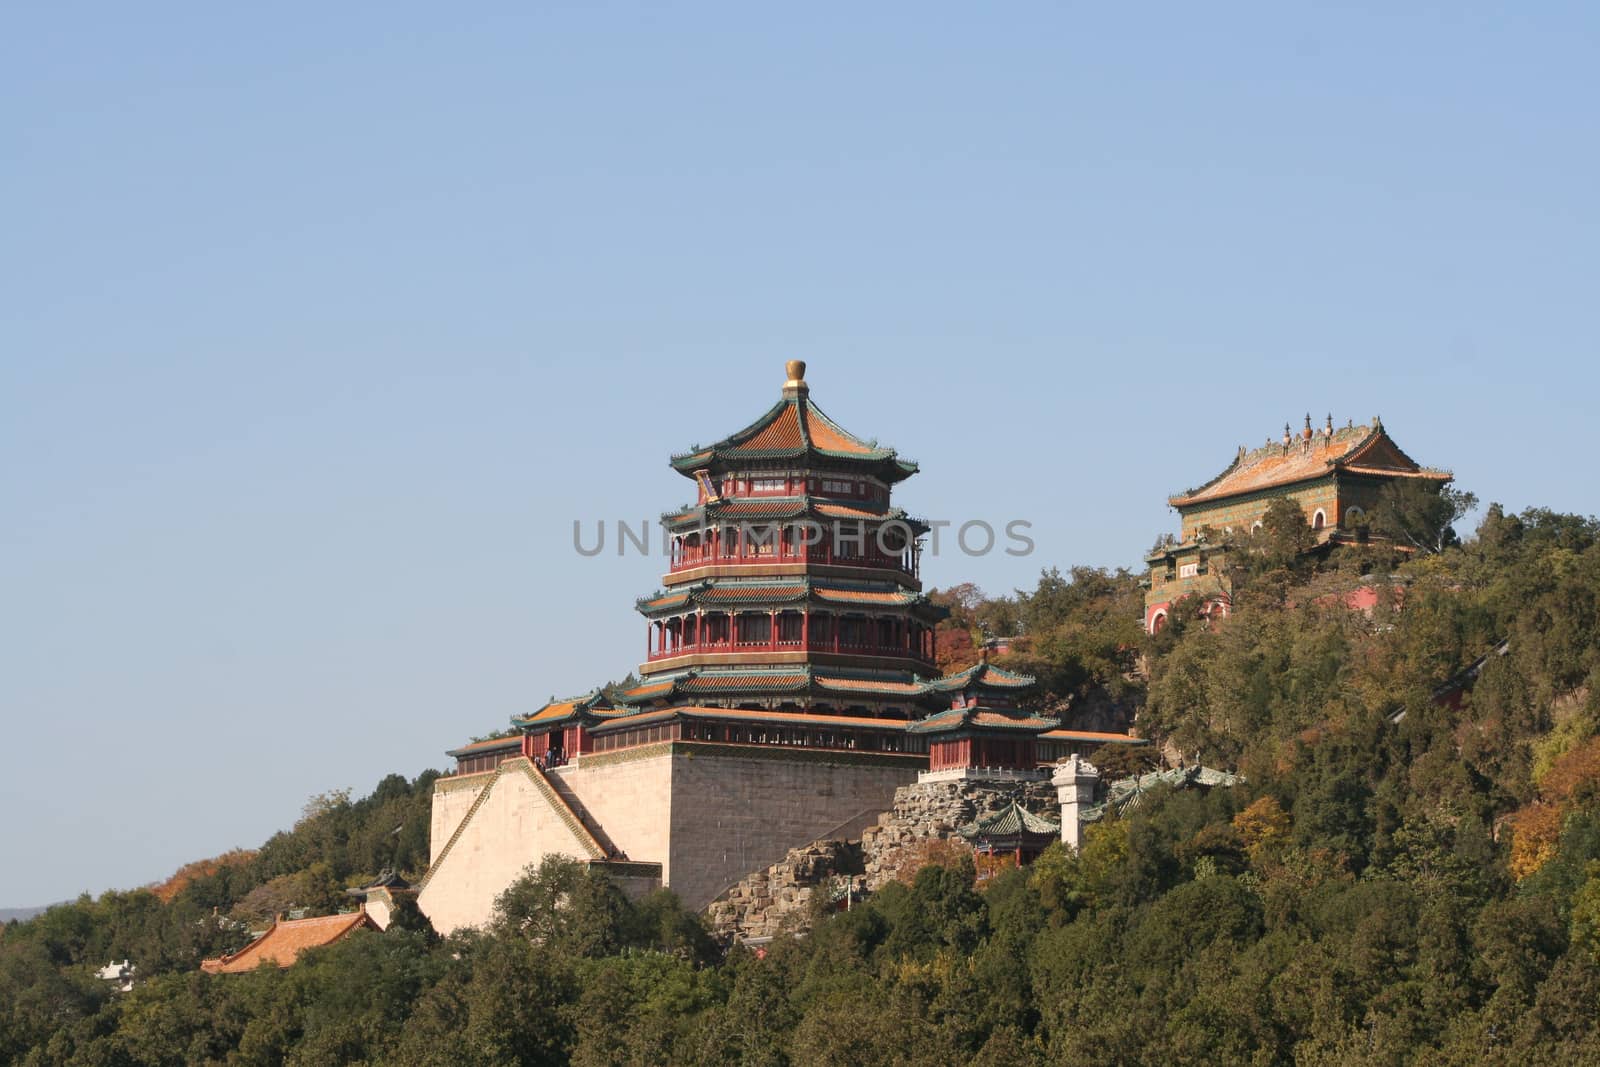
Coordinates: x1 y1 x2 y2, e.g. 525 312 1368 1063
645 637 934 662
667 544 916 578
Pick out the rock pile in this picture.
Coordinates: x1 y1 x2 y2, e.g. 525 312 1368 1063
861 778 1059 888
706 777 1063 943
705 839 862 941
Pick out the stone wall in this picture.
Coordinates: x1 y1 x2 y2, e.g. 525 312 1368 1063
556 746 675 867
667 745 921 909
428 772 491 865
420 742 921 933
417 760 600 936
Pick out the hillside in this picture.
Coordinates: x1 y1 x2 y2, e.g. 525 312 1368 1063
4 502 1600 1065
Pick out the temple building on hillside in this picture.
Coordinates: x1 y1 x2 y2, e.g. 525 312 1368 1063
416 362 1142 935
1143 415 1453 633
961 801 1062 878
201 911 379 974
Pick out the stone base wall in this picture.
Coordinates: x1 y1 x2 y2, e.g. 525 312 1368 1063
420 742 922 934
667 745 922 910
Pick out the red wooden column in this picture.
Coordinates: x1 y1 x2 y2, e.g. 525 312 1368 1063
802 609 810 649
769 610 777 648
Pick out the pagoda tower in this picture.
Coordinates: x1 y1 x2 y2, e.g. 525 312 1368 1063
622 360 949 719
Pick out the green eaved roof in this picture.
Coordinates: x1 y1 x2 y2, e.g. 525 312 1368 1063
1081 765 1242 823
959 801 1061 840
928 661 1036 691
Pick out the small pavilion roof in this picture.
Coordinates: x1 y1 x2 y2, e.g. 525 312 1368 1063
201 911 377 974
1170 418 1451 508
346 870 413 899
959 801 1060 840
928 661 1036 692
669 362 919 483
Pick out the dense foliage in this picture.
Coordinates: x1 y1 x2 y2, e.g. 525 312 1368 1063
6 501 1600 1065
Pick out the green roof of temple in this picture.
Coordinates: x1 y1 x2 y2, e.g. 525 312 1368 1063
669 363 919 482
959 801 1061 840
1081 765 1242 824
928 661 1036 692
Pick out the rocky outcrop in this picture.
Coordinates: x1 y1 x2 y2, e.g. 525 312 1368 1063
705 840 862 941
706 776 1063 942
860 778 1058 888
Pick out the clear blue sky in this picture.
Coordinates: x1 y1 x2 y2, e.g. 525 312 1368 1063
3 4 1596 905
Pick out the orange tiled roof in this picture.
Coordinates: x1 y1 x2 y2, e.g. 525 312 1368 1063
696 583 807 603
527 701 578 722
669 374 917 482
706 499 808 517
738 402 805 451
679 673 808 693
201 911 377 974
621 680 675 700
812 585 915 604
447 734 522 755
1170 421 1451 507
1039 728 1147 744
814 675 927 693
971 711 1059 729
805 408 877 455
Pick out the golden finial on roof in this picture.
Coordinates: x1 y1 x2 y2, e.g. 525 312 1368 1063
783 359 809 397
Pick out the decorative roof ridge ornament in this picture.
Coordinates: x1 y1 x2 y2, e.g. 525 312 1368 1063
782 359 809 399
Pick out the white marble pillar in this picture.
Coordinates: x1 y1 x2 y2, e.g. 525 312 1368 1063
1051 754 1100 852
